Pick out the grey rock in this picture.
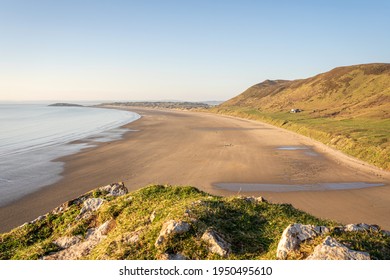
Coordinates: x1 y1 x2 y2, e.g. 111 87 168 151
51 195 90 215
51 206 64 215
99 182 128 197
98 219 116 236
344 223 380 233
306 236 370 260
276 224 319 259
314 226 330 235
243 196 256 203
159 253 187 260
44 222 110 260
122 230 142 244
31 215 47 224
256 196 267 203
53 236 82 249
201 228 231 257
78 198 105 218
155 220 191 246
344 224 364 232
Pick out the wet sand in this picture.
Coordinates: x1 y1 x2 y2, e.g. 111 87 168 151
1 107 389 232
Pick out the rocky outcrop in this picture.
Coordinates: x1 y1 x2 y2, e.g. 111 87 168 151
307 236 370 260
276 223 375 260
50 182 128 216
155 220 191 246
98 219 116 235
121 230 142 244
343 223 380 233
276 223 329 259
240 196 268 204
53 236 82 249
44 219 116 260
78 198 105 219
99 182 128 197
256 196 267 203
201 228 231 257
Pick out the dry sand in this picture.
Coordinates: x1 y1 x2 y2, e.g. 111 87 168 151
0 107 389 232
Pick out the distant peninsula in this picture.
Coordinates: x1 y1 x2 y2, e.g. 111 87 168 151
100 101 210 110
48 103 84 107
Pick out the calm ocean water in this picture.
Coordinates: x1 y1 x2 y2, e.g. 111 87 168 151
0 104 140 206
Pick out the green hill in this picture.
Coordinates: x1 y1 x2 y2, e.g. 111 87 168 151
213 63 390 170
1 183 389 260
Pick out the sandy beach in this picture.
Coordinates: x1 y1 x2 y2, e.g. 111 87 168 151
0 107 389 233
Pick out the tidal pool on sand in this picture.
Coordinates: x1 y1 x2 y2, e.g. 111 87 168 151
276 146 319 157
213 182 385 193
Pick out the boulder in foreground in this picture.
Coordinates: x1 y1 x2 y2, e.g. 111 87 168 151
307 236 370 260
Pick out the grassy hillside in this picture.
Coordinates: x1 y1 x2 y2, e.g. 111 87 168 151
213 63 390 170
1 184 389 260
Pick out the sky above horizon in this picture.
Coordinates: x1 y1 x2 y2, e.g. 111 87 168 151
1 0 389 102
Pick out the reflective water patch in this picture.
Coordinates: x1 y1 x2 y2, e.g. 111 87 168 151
213 182 385 192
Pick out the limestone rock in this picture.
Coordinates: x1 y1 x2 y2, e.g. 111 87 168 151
99 182 128 197
51 206 65 215
31 215 47 224
51 195 89 215
242 196 267 203
20 214 48 227
314 225 330 235
122 230 142 244
243 196 256 203
78 198 105 218
98 219 116 236
155 220 191 246
344 223 380 233
276 224 319 259
201 228 231 257
256 196 267 203
306 236 370 260
44 221 114 260
53 236 82 249
159 253 187 260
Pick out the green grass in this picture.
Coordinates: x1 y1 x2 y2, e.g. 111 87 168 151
211 106 390 170
1 185 389 260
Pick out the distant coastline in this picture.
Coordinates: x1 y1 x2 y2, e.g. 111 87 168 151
100 101 211 110
48 103 84 107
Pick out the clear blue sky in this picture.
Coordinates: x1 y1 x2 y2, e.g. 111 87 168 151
1 0 389 101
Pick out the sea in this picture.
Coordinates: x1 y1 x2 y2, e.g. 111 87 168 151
0 103 140 207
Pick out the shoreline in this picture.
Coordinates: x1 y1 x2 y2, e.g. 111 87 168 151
0 105 140 208
1 107 389 232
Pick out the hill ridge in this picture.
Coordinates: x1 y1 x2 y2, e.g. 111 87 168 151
214 63 390 170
